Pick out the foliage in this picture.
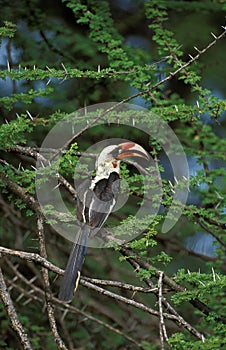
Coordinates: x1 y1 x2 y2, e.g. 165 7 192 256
0 1 226 349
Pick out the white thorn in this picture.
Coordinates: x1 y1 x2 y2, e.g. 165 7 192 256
201 335 205 343
60 76 67 84
5 119 9 124
16 113 20 119
33 65 36 70
199 280 206 286
31 165 37 171
216 273 221 280
211 32 217 39
132 118 135 126
84 102 87 115
97 64 101 72
26 110 33 120
61 62 68 74
215 190 223 199
194 46 200 53
168 180 174 188
196 100 200 108
46 78 51 86
221 26 226 30
23 298 32 306
174 176 178 184
53 183 61 190
24 66 27 70
187 269 191 275
7 59 11 72
29 276 38 284
214 202 219 210
61 309 69 320
212 267 216 283
174 105 178 112
40 160 45 168
188 54 194 60
16 293 25 302
46 65 53 72
18 163 21 171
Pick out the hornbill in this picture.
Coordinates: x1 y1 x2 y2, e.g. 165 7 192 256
59 142 149 301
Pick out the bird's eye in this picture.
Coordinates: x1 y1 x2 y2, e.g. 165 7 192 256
110 147 121 158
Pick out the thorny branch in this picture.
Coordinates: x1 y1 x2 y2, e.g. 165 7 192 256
0 264 33 350
47 26 226 152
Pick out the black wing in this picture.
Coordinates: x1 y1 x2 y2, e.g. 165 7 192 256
77 172 120 229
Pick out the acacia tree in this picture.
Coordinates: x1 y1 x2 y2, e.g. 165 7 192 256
0 1 226 349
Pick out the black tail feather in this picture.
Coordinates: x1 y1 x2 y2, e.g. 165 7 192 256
58 227 89 302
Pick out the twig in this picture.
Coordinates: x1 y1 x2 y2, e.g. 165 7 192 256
197 220 226 249
57 311 75 350
37 215 68 350
0 246 61 274
156 234 219 264
0 263 33 350
158 272 168 349
83 276 158 293
82 279 177 322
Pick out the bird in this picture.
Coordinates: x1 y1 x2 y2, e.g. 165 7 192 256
58 141 149 301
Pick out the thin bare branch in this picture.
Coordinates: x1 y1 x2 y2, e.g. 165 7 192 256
158 272 169 349
0 264 33 350
83 276 158 293
37 215 68 350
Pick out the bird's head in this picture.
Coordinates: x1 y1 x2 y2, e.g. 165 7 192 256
95 142 149 179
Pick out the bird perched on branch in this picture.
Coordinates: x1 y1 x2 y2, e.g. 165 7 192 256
59 142 149 301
